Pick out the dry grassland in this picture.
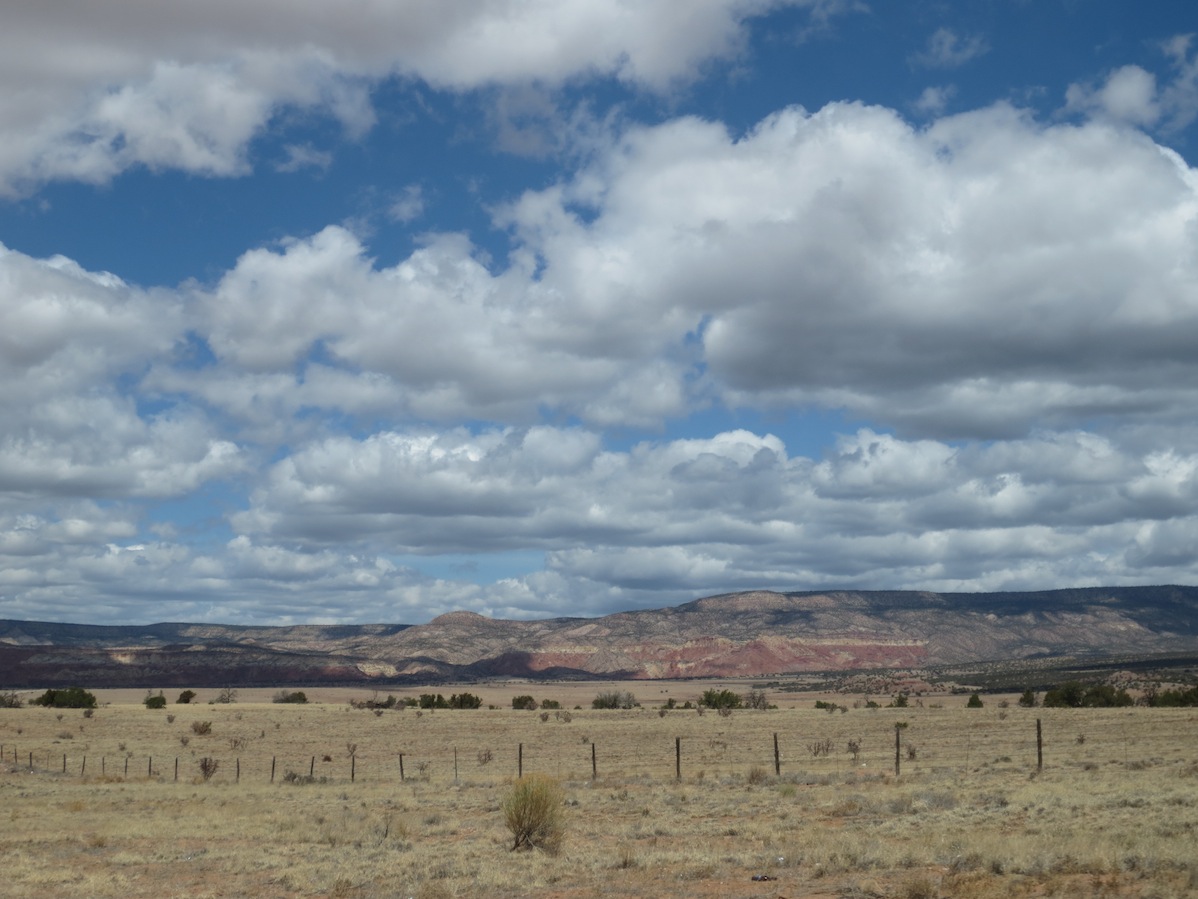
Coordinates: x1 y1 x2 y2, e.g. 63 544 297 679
1 685 1197 898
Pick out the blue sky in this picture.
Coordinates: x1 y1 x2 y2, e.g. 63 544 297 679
4 1 1198 626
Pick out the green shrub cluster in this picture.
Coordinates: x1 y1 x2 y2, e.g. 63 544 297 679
176 690 197 704
700 689 741 710
591 690 637 709
418 692 482 709
32 687 96 709
272 691 308 704
512 695 538 710
1042 682 1132 708
1145 685 1198 707
144 692 167 709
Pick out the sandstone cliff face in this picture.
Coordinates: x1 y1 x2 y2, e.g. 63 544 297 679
1 586 1196 687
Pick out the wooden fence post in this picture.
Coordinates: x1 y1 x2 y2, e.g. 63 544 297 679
310 756 315 778
895 724 901 777
591 742 597 780
773 733 781 777
81 756 86 776
675 736 681 780
175 757 178 782
453 747 458 784
1036 718 1043 771
399 753 405 781
237 758 241 783
518 743 523 779
148 757 152 778
63 753 66 773
124 756 129 777
271 756 276 783
350 756 354 783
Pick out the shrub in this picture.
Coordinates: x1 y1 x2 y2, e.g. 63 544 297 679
272 690 308 704
198 757 219 782
1018 689 1037 708
966 693 984 708
214 687 237 704
540 699 561 710
592 690 637 710
32 687 96 709
191 720 213 735
419 693 450 709
700 689 742 710
512 695 538 710
0 691 22 708
144 693 167 709
176 690 197 705
1043 682 1133 708
447 692 481 709
744 689 769 710
502 774 566 854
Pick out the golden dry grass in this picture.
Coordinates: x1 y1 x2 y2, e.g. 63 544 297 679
0 685 1196 898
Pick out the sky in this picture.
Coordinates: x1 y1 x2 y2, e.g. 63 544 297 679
4 1 1198 626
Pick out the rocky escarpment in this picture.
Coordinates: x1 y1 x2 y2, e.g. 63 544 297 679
1 585 1196 687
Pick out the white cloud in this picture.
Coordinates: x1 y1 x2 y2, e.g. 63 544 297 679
1065 65 1161 127
387 184 425 223
912 28 988 69
0 0 821 194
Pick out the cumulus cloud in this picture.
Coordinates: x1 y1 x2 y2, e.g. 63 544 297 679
0 0 819 195
213 423 1198 616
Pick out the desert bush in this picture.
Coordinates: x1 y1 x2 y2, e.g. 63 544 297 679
966 693 984 708
82 708 93 718
198 757 219 781
419 693 450 709
1018 688 1037 708
700 688 741 710
1043 682 1133 708
746 765 769 785
191 720 213 735
32 687 96 709
179 735 190 747
502 773 566 854
280 770 328 785
447 692 481 709
512 695 538 710
847 739 863 764
717 706 733 717
272 690 308 704
744 689 769 710
539 711 550 722
144 693 166 709
0 691 22 708
477 748 494 765
592 690 637 709
808 738 835 757
176 690 196 704
214 687 237 704
540 699 561 710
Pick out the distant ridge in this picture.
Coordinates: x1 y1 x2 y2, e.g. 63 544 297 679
2 586 1196 687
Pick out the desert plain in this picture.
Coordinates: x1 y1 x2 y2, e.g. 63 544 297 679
1 681 1196 898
